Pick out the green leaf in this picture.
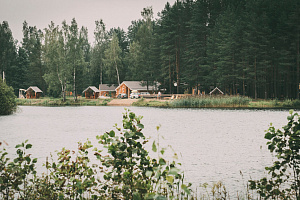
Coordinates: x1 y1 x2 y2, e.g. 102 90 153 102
137 123 144 129
181 184 191 195
159 158 166 165
109 130 115 137
152 141 157 152
169 167 180 176
166 175 174 184
25 144 32 149
146 170 153 177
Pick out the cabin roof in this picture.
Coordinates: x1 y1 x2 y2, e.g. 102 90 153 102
116 81 159 91
99 84 117 91
26 86 43 93
209 87 224 95
83 86 100 93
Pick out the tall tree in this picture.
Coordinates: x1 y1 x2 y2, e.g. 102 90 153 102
103 32 122 85
22 21 45 93
43 21 71 101
0 21 18 92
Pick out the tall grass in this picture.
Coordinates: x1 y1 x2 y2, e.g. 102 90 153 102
170 95 252 108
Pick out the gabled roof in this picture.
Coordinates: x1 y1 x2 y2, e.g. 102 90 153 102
99 84 117 91
209 87 224 95
26 86 43 93
83 86 100 93
116 81 159 91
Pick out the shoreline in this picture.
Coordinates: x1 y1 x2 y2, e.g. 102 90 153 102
15 97 300 110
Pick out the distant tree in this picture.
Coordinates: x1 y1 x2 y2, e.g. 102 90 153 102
103 32 122 85
0 21 18 93
43 21 71 101
21 21 45 93
0 77 16 115
91 19 107 86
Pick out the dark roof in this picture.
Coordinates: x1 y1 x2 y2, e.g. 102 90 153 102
99 84 117 91
83 86 100 93
116 81 159 91
26 86 43 93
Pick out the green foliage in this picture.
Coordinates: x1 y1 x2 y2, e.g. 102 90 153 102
170 95 251 108
95 109 190 199
0 78 17 115
249 110 300 199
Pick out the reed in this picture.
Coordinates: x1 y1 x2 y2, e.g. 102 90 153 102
170 95 252 108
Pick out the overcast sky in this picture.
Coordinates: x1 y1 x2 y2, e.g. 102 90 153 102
0 0 176 44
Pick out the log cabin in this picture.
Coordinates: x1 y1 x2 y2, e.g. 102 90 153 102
99 84 117 98
115 81 159 97
83 86 100 99
26 86 43 99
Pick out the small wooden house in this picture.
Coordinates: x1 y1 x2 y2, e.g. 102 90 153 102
209 87 224 95
26 86 43 99
115 81 159 97
99 84 117 97
83 86 100 99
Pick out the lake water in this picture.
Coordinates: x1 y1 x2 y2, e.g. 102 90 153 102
0 106 292 196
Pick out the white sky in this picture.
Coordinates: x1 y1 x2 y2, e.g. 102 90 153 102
0 0 176 44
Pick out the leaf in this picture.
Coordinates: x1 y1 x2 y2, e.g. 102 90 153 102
25 144 32 149
159 158 166 165
152 141 157 152
146 170 153 177
181 184 191 195
166 175 174 184
137 123 144 129
169 167 180 176
109 130 115 137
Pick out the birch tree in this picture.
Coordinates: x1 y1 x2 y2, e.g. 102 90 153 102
103 32 122 85
43 21 71 101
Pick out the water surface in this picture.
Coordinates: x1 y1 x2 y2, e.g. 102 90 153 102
0 106 290 195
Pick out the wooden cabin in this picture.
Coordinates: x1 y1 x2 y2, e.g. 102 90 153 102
83 86 100 99
26 86 43 99
209 87 224 95
115 81 159 97
99 84 117 98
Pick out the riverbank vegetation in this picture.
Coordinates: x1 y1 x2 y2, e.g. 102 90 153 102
0 78 17 115
1 0 299 101
16 97 111 106
1 110 299 199
133 96 300 109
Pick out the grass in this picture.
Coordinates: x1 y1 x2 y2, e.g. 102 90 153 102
170 95 252 108
16 97 111 106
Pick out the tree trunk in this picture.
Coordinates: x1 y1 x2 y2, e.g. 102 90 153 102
73 67 76 102
254 57 257 99
115 62 120 86
176 43 180 94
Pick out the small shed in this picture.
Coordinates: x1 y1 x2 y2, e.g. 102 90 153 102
83 86 100 99
99 84 117 97
26 86 43 99
209 87 224 95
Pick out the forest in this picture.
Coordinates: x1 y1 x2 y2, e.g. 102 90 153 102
0 0 299 99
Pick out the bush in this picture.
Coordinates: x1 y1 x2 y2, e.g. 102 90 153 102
0 78 17 115
249 110 300 199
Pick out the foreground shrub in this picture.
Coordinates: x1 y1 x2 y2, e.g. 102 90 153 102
249 110 300 199
0 78 16 115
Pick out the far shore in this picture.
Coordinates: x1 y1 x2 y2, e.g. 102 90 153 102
15 96 300 110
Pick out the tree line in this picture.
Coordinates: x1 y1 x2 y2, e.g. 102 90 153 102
0 0 299 100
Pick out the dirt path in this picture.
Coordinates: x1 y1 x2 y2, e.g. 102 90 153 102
107 99 139 106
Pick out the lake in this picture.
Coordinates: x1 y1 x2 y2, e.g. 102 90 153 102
0 106 291 196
